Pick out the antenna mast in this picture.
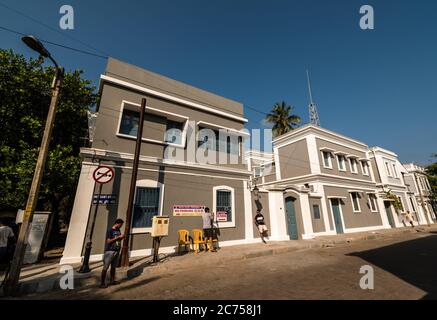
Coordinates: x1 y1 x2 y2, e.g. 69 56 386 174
306 70 321 127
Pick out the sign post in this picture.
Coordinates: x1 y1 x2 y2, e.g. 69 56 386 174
78 166 114 273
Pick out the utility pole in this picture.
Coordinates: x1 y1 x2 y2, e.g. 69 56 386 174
4 38 64 295
120 98 147 267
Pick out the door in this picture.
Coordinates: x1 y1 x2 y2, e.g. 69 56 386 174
285 197 298 240
330 199 344 234
384 201 395 228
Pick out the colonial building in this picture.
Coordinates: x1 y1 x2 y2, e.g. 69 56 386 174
368 147 424 227
62 59 436 265
61 58 254 264
246 125 388 241
403 163 436 224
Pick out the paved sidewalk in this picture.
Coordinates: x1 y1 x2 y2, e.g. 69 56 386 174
1 224 435 297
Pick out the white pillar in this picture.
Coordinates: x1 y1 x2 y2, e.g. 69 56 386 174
319 184 333 233
377 196 391 228
300 193 314 239
268 191 288 241
60 163 96 264
243 180 254 241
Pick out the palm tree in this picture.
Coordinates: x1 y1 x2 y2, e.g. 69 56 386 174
265 101 301 137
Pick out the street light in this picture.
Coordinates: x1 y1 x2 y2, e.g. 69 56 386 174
4 35 64 296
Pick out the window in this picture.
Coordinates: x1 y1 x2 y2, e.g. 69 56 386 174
119 109 140 137
164 120 184 144
368 193 378 212
409 197 416 211
132 187 160 229
322 151 332 169
254 167 263 178
385 162 392 177
337 155 346 171
216 190 232 223
397 196 404 212
312 204 321 219
350 192 361 212
198 127 239 155
213 186 235 227
392 164 398 178
349 159 358 174
361 161 369 176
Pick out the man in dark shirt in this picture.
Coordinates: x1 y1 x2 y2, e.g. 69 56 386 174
100 219 124 288
254 210 268 244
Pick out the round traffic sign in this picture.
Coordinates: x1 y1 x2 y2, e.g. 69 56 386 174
93 166 115 184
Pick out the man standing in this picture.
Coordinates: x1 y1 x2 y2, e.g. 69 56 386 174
405 211 415 228
202 207 216 252
0 219 15 263
100 218 124 288
254 210 268 244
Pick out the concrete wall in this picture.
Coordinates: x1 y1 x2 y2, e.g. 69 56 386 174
309 197 326 233
105 57 244 118
81 161 248 256
94 84 246 169
252 191 271 238
316 138 372 182
323 186 383 230
277 139 311 179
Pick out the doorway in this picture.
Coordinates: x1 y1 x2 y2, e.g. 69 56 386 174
330 198 344 234
384 201 396 228
284 197 298 240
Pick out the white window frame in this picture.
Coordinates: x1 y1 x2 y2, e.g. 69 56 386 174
350 192 361 213
349 158 358 174
337 155 347 172
367 193 378 212
312 204 322 220
409 197 416 212
253 166 263 178
392 163 398 178
361 161 369 176
131 179 165 234
213 185 236 228
116 100 189 148
385 162 392 177
321 151 333 169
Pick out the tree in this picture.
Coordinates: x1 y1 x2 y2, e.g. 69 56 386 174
0 49 97 245
426 154 437 204
265 101 301 137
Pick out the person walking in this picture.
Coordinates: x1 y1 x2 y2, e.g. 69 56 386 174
202 207 216 252
100 218 125 288
254 210 269 244
405 211 415 228
0 219 15 264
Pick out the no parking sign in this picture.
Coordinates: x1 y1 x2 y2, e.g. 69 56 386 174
93 166 115 184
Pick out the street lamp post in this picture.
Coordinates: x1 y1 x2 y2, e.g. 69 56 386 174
4 36 64 296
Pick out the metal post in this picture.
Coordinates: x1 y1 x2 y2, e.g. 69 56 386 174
4 67 64 296
120 98 147 267
78 183 103 273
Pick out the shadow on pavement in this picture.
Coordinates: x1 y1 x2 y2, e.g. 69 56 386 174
347 233 437 300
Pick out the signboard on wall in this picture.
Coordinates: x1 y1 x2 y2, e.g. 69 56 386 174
93 194 117 205
216 211 228 222
173 205 205 217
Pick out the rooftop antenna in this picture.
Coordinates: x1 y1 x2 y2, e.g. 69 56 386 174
306 69 321 127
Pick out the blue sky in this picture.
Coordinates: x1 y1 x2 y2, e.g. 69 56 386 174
1 0 436 165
